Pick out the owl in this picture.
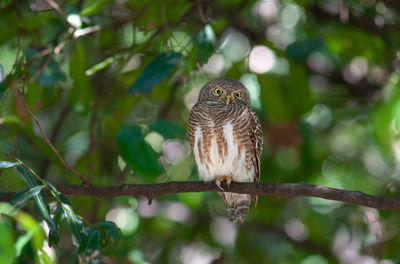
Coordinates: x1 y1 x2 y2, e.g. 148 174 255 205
187 77 263 224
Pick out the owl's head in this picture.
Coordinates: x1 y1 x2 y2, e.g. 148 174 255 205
197 77 251 106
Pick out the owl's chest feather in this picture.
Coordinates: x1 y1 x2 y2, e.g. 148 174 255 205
193 123 254 182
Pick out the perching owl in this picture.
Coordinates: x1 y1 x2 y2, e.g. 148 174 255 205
187 77 263 224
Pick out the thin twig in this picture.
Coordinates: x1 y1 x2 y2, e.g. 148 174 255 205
40 104 71 178
196 0 206 24
0 181 399 211
14 77 89 184
45 0 67 21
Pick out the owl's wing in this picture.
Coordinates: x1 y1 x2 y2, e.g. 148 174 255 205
187 103 201 146
249 109 263 206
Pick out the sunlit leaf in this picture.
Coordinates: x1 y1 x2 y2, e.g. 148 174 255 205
0 160 21 169
86 53 123 76
129 52 181 95
1 203 51 264
116 125 163 180
372 72 400 154
0 218 14 263
325 27 385 63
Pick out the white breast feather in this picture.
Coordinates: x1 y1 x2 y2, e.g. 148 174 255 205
193 123 254 182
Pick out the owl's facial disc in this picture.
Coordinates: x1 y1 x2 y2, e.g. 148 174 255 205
225 95 231 105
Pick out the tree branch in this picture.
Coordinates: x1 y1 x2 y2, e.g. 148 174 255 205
1 181 399 211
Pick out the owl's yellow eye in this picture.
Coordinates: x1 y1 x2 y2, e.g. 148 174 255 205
214 88 223 95
234 91 242 98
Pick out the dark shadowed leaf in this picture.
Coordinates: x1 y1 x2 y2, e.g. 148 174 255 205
63 202 84 245
45 181 84 244
16 166 59 247
149 120 186 139
116 125 163 180
94 221 122 247
89 258 107 264
0 80 5 99
81 0 112 16
79 227 103 254
258 74 292 121
69 43 93 114
129 52 181 95
0 0 12 8
196 24 216 65
10 185 45 209
0 64 4 82
286 38 325 62
15 228 32 257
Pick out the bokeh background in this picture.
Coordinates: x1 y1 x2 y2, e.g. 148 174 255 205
1 0 400 263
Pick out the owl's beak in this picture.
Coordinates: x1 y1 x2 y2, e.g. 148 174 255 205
225 95 231 105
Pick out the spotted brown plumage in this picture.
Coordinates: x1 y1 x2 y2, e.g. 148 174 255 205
187 77 263 224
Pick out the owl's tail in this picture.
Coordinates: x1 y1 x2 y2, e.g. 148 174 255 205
219 192 251 224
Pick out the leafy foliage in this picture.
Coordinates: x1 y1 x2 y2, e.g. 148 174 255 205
1 0 400 263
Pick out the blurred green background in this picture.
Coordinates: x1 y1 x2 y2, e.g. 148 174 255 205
1 0 400 263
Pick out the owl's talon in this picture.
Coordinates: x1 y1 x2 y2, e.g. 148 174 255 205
215 176 233 190
216 182 224 191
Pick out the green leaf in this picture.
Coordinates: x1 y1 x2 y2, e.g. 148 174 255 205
45 181 84 244
81 0 112 16
116 125 163 180
16 167 59 247
325 26 385 63
18 14 51 30
258 74 292 121
86 53 123 76
0 161 21 168
10 185 45 209
69 43 93 114
45 181 70 204
129 52 181 95
0 64 4 82
149 120 186 139
0 218 14 263
258 63 313 121
0 11 19 45
196 24 216 65
0 202 15 216
93 221 122 247
15 231 33 257
79 227 103 254
13 209 50 264
372 72 400 154
63 202 84 245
